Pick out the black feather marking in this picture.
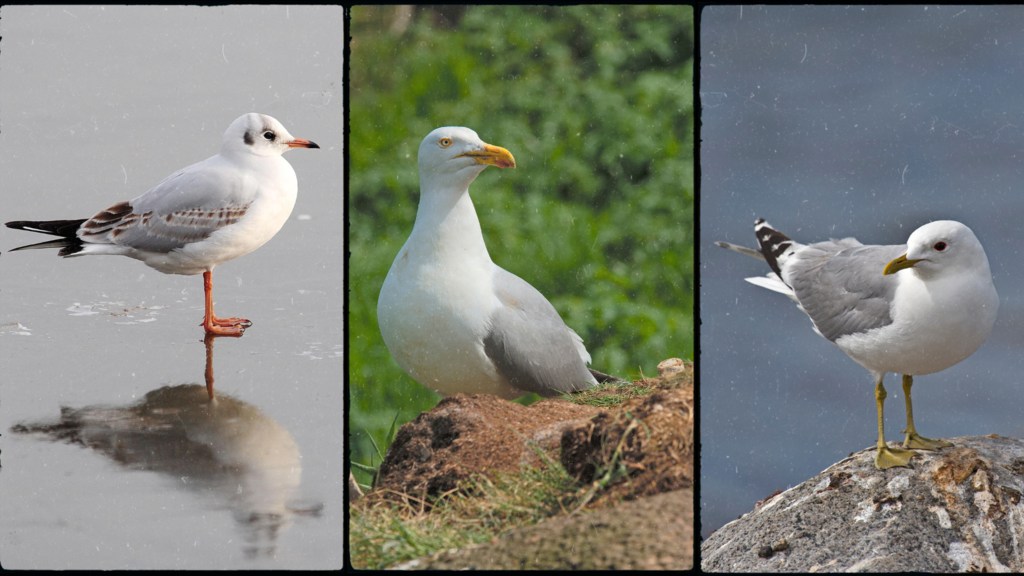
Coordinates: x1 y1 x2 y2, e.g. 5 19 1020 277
588 369 623 384
6 219 87 238
8 237 83 254
58 242 85 256
243 131 254 146
754 218 794 279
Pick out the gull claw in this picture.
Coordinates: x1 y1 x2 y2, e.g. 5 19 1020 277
201 315 251 337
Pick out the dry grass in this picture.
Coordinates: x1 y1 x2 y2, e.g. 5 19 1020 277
349 459 585 569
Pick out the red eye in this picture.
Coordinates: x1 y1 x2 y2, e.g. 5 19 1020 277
934 242 947 251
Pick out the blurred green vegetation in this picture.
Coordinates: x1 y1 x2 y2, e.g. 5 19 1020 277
349 5 694 480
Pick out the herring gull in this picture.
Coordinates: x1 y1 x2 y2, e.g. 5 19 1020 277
717 219 998 469
377 127 614 400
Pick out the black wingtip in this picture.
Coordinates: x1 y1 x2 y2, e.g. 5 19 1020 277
753 219 794 279
6 219 87 238
9 237 82 254
589 368 623 384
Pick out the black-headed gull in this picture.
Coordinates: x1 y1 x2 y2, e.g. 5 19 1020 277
6 113 319 337
377 127 617 400
717 219 998 469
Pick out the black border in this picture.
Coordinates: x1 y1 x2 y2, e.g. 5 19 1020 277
342 3 354 572
693 2 703 566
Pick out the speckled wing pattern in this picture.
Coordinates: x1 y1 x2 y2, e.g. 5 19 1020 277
78 159 254 253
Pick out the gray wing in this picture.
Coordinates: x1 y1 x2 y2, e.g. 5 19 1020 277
482 267 598 397
786 241 906 342
79 157 255 253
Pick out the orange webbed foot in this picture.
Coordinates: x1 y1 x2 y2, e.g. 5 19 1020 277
211 316 252 328
200 316 252 337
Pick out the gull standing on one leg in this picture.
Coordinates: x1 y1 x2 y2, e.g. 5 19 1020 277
6 113 320 337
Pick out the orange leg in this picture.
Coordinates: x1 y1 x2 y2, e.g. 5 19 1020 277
200 270 251 336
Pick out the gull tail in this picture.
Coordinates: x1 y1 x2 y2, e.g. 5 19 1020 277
6 219 87 256
717 218 801 301
753 218 797 279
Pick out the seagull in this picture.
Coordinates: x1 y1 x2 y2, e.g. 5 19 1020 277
5 113 319 336
377 127 616 400
717 219 998 469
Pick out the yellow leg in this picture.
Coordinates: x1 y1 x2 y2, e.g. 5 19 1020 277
901 374 953 451
874 377 915 469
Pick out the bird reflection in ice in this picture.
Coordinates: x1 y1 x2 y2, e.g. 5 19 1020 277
11 333 323 559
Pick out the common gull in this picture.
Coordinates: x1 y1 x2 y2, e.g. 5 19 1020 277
717 219 998 469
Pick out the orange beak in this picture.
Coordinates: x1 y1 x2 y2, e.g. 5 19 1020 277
287 138 320 149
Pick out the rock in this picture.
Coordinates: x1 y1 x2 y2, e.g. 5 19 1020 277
657 357 687 377
701 435 1024 572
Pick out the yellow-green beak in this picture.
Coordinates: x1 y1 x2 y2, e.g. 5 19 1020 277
458 143 516 169
883 254 923 275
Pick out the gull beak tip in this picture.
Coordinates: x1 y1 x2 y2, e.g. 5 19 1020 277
883 254 921 275
460 143 515 169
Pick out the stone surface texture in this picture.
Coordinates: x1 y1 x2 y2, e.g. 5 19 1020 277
702 435 1024 572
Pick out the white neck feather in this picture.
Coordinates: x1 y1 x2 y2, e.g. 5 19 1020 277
408 183 493 267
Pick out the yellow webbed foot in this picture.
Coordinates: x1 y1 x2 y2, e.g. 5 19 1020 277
903 430 953 451
875 443 916 469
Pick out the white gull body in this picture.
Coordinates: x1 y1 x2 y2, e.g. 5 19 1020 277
718 219 998 468
739 220 998 378
6 113 319 335
377 127 599 400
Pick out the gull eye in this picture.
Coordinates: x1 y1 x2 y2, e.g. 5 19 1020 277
262 131 275 141
439 138 452 147
933 242 947 251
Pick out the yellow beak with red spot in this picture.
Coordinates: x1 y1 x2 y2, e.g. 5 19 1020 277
457 143 516 169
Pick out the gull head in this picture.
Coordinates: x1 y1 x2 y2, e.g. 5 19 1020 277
222 113 319 159
417 127 515 194
883 220 990 279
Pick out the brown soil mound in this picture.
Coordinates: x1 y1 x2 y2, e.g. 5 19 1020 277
560 383 694 507
375 394 601 499
372 361 694 508
396 488 694 570
356 361 694 569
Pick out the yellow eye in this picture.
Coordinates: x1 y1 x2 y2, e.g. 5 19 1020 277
439 138 452 147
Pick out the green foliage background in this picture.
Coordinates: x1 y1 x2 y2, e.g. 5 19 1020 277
349 6 694 479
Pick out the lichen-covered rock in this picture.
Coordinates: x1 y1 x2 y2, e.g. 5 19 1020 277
701 435 1024 572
